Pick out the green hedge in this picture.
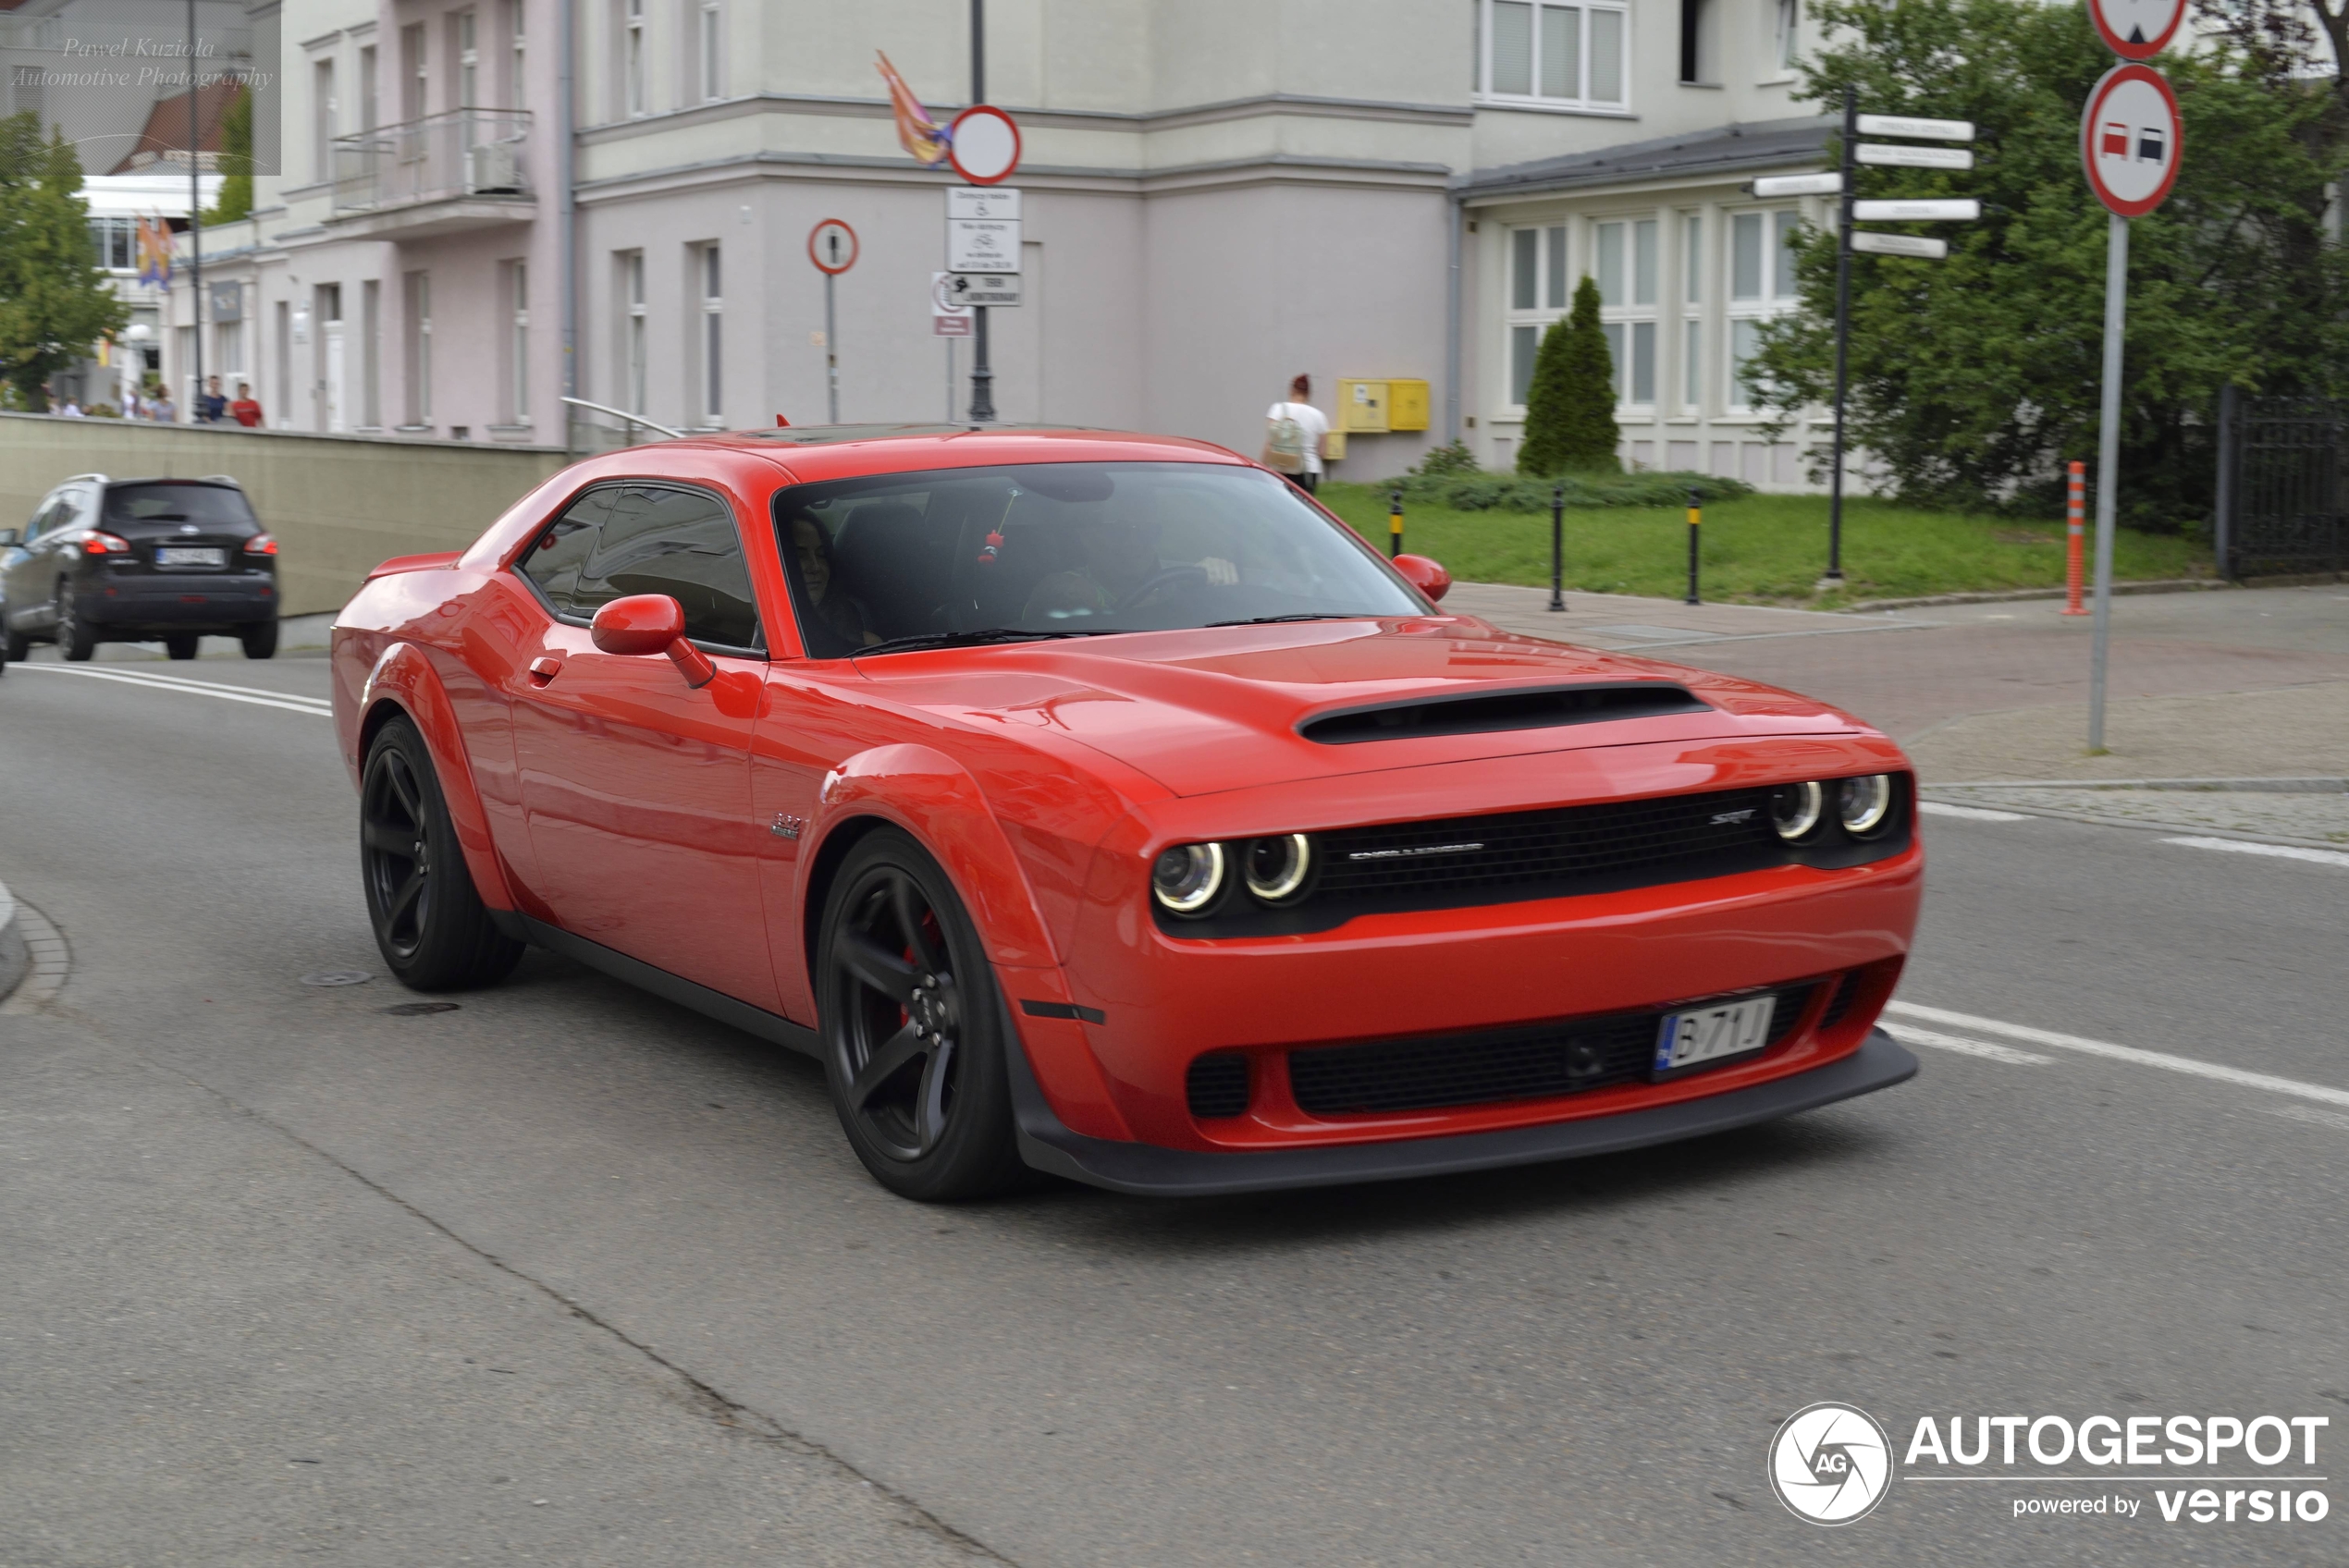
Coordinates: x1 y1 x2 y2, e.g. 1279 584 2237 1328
1373 469 1758 513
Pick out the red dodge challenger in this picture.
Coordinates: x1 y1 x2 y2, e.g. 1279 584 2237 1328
331 426 1920 1201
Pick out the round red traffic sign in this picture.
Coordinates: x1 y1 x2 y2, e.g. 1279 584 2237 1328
948 105 1021 186
2087 0 2185 60
807 218 858 275
2082 64 2181 218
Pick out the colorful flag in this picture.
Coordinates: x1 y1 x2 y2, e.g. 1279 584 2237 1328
136 214 173 288
876 52 950 165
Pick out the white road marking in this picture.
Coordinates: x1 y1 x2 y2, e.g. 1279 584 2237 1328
1920 801 2029 822
1888 1000 2349 1109
1886 1024 2054 1065
2262 1103 2349 1134
13 662 331 717
2161 835 2349 871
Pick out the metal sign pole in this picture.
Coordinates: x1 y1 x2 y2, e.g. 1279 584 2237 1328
825 271 840 423
1824 84 1857 582
187 0 204 419
965 0 995 423
2087 211 2127 753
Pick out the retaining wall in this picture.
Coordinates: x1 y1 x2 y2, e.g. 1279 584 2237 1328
0 413 575 618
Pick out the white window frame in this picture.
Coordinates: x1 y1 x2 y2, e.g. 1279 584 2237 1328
1725 208 1803 412
696 243 722 425
1501 221 1570 411
506 259 529 424
1593 214 1660 410
312 56 337 184
1774 0 1802 73
457 9 478 106
619 251 647 413
1679 211 1703 412
509 1 525 111
1478 0 1630 113
697 0 722 102
622 0 648 117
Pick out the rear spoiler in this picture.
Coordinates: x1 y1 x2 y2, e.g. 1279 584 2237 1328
365 550 461 582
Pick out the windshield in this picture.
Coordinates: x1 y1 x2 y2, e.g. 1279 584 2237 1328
103 484 257 528
773 461 1422 657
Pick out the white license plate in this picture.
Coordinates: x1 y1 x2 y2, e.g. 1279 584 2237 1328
155 546 225 568
1653 994 1777 1075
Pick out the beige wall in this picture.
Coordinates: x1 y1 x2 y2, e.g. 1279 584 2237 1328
0 415 572 618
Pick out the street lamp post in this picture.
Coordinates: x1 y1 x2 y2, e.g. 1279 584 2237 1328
966 0 995 423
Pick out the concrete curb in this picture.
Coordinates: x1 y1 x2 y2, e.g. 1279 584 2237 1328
1919 796 2349 853
1842 579 2228 612
0 878 25 1004
1935 777 2347 794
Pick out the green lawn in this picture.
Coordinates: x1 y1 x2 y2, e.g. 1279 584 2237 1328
1315 484 2210 606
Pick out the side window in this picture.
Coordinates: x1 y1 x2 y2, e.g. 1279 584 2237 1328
23 498 58 542
519 489 614 616
574 485 763 651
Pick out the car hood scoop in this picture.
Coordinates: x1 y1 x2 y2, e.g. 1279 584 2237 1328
1297 681 1708 744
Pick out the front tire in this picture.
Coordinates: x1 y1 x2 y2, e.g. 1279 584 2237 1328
164 633 199 660
240 619 278 659
360 717 523 991
56 587 96 661
816 829 1027 1202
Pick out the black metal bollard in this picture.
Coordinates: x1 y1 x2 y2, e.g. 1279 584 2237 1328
1388 488 1403 558
1684 486 1702 606
1547 483 1566 612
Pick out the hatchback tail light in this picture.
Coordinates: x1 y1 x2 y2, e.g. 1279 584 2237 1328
242 533 278 557
84 531 130 555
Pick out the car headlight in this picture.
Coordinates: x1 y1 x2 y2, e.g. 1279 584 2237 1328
1151 842 1225 915
1242 834 1313 902
1769 781 1826 841
1839 774 1895 837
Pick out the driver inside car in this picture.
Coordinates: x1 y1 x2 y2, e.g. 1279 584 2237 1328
1018 494 1237 623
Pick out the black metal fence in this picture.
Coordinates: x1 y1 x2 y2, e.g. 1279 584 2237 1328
2218 390 2349 578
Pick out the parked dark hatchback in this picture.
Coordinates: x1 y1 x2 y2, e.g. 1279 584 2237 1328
1 474 279 662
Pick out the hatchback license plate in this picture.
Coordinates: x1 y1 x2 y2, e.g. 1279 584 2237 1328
1653 994 1777 1076
155 546 225 568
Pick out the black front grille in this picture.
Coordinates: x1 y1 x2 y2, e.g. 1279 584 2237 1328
1286 984 1817 1117
1819 974 1861 1032
1187 1052 1252 1119
1315 788 1778 901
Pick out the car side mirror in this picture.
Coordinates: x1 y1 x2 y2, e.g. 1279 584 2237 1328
589 594 716 688
0 528 18 547
1393 553 1451 603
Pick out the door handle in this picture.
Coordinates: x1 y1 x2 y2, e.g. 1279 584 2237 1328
527 655 561 685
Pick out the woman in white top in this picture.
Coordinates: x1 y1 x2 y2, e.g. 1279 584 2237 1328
1263 374 1333 494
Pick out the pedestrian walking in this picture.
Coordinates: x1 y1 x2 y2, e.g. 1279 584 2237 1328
122 383 146 421
148 386 177 423
198 374 228 424
229 381 263 428
1262 374 1333 495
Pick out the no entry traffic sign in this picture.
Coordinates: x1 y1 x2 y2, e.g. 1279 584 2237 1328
2087 0 2185 61
2082 64 2182 218
948 105 1021 186
807 218 858 275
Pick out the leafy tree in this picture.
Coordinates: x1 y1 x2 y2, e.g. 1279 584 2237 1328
201 86 253 227
0 113 128 409
1751 0 2349 526
1519 276 1619 474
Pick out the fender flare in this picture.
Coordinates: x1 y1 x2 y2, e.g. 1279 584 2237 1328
358 641 517 913
808 743 1056 970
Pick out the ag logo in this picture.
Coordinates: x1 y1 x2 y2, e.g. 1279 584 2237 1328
1768 1403 1894 1525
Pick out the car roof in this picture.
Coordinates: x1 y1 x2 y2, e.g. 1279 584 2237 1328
634 423 1249 484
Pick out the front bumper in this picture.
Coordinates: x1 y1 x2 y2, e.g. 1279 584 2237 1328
1009 1024 1918 1196
80 574 277 629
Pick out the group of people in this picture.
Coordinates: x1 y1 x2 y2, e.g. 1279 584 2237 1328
48 374 263 427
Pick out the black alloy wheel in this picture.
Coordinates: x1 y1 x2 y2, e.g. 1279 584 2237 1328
55 585 95 661
817 829 1026 1201
359 717 523 990
165 633 199 660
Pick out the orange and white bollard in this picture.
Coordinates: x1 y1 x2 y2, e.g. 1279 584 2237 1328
2061 460 2088 616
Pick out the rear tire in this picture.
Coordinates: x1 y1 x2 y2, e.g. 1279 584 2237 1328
816 828 1027 1202
56 587 95 662
240 619 278 659
360 717 524 991
2 623 25 663
164 633 199 660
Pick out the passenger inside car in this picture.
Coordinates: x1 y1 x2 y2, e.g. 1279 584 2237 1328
786 512 878 649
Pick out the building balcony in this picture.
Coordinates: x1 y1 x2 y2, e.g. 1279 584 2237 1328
329 109 535 239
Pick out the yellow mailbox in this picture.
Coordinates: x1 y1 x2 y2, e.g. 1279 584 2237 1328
1336 378 1389 433
1387 378 1430 431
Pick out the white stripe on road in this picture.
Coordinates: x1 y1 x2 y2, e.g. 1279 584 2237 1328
1888 999 2349 1110
12 662 331 717
2161 835 2349 871
1920 801 2030 822
2263 1103 2349 1134
1885 1024 2054 1065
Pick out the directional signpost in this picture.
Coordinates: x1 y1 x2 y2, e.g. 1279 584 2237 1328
807 219 857 423
1759 95 1983 582
943 91 1022 423
2079 16 2183 751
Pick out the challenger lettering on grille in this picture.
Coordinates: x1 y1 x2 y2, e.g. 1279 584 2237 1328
1347 841 1486 862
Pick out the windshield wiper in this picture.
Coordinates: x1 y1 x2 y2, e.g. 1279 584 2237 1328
1205 612 1370 627
853 627 1117 657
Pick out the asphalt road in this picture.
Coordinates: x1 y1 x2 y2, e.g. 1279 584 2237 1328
3 652 2343 1566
